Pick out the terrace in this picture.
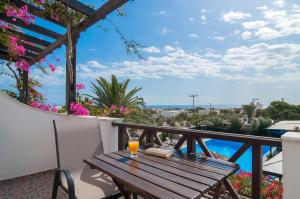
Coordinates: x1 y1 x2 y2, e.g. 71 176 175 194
0 1 299 199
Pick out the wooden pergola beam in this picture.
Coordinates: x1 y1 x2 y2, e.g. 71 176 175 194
29 0 129 65
58 0 95 16
0 13 62 39
11 0 66 27
7 29 51 47
0 44 37 59
21 42 44 54
0 49 33 62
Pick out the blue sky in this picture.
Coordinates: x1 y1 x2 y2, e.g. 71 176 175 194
1 0 300 107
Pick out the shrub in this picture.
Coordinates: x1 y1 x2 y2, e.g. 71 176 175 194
230 171 283 199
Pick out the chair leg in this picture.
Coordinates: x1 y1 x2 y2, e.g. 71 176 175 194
52 170 61 199
52 169 76 199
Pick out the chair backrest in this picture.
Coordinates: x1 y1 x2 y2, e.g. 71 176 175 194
53 117 103 172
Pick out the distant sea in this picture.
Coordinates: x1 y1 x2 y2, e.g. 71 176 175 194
146 104 240 110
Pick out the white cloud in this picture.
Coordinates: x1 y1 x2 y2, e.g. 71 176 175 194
223 43 300 71
142 46 161 53
201 9 208 13
32 66 65 86
241 31 253 40
157 10 167 15
242 20 268 30
212 36 225 41
189 17 195 22
75 43 300 83
201 15 207 20
157 27 169 35
82 60 107 69
221 11 252 23
273 0 285 8
188 33 199 38
234 30 241 35
256 5 269 11
241 5 300 40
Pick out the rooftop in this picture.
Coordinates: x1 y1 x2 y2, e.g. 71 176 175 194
267 121 300 131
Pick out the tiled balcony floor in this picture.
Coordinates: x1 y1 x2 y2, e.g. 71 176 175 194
0 170 67 199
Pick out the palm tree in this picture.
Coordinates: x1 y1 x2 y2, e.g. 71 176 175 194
89 75 145 108
242 103 256 124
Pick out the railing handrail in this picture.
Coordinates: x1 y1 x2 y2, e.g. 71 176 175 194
112 121 282 147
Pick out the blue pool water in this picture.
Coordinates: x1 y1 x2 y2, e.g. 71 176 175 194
182 139 270 172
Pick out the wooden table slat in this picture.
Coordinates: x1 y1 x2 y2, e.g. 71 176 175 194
117 151 222 184
85 150 239 199
129 151 231 175
173 153 236 172
94 154 201 199
106 153 211 193
84 157 187 199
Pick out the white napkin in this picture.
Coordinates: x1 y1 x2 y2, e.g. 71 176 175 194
144 147 173 158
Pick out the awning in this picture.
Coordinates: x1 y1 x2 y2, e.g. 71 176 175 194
263 152 282 178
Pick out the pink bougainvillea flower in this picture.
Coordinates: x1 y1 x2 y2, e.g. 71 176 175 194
119 105 126 113
110 104 117 111
30 101 39 108
9 36 26 56
39 103 47 111
70 102 89 116
49 64 56 72
45 104 51 112
5 6 18 18
15 60 30 71
5 5 35 25
75 83 85 91
52 105 58 113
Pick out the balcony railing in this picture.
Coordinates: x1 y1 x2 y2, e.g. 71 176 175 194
112 121 282 199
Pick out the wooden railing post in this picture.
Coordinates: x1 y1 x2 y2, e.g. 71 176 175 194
252 144 262 199
118 127 126 151
146 130 154 144
187 135 196 155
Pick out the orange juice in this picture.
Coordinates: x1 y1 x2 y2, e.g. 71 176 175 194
128 139 139 157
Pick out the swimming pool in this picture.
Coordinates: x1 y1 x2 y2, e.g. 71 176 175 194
181 139 270 172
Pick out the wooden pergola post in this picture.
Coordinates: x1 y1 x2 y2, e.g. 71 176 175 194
66 31 79 113
22 70 29 104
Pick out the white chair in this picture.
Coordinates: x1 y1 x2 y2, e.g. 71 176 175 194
52 117 121 199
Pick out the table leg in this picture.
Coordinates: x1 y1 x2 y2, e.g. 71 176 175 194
112 179 132 199
213 182 223 199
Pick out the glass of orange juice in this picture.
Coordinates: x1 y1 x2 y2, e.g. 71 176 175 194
128 137 139 158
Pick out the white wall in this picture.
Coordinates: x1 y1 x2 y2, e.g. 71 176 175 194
282 132 300 199
0 92 121 181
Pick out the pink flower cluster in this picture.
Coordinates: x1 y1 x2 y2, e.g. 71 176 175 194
5 5 35 25
30 101 58 113
70 102 89 116
9 36 26 56
110 104 127 113
15 60 30 71
49 64 56 72
76 83 85 91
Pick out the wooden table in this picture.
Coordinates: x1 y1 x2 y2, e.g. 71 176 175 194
84 150 239 199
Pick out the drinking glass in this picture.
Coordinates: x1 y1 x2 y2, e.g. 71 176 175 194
128 137 139 158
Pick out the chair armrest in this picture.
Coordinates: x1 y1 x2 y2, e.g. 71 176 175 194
52 168 75 199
